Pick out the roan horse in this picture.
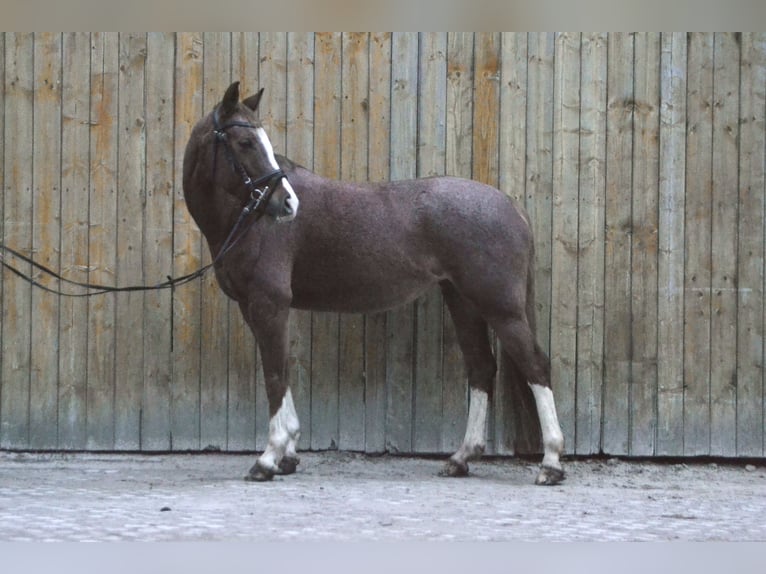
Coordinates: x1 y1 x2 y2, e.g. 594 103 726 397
183 82 565 485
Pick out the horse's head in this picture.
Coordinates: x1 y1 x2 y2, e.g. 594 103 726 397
204 82 299 223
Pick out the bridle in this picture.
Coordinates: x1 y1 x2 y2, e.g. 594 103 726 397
212 107 287 218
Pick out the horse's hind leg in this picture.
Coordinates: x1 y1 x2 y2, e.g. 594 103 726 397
490 314 565 485
439 282 497 477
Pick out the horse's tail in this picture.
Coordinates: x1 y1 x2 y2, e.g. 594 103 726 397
499 207 542 453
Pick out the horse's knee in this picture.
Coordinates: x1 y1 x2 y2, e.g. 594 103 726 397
466 359 497 394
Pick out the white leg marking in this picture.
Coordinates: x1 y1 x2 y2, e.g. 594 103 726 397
463 387 488 453
451 388 488 464
256 127 299 220
529 383 564 469
257 389 300 472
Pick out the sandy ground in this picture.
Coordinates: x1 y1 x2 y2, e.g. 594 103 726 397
0 450 764 542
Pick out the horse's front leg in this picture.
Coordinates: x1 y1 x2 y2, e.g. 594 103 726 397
241 300 301 482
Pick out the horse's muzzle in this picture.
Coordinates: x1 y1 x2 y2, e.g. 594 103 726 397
265 178 299 223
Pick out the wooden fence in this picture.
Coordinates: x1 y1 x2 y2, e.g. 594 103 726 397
1 32 764 458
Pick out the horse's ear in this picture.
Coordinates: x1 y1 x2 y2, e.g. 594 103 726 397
243 88 265 112
220 81 241 116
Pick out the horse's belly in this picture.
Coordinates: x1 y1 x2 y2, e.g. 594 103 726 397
290 264 437 314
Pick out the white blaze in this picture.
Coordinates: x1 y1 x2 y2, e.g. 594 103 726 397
256 127 299 220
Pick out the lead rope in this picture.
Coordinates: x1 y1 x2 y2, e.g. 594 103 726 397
0 193 263 298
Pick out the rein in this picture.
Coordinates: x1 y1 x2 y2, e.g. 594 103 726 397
0 111 288 298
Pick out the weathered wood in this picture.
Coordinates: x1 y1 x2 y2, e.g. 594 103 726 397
386 32 418 454
736 32 766 457
525 33 554 359
550 31 580 458
58 32 91 450
656 32 687 456
602 33 635 456
575 32 607 455
114 32 146 450
709 33 740 457
630 32 660 456
0 33 4 443
311 32 342 451
1 33 34 449
170 31 204 451
30 32 62 449
684 32 715 456
142 32 174 451
86 32 119 450
413 32 446 453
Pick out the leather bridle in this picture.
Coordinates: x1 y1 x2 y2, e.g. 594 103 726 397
212 108 287 217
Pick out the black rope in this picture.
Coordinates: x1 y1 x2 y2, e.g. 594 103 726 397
0 190 266 298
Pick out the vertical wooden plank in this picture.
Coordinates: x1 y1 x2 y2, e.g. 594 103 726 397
285 32 314 452
1 32 34 448
227 32 260 451
255 32 288 450
87 32 118 450
172 32 204 451
656 32 687 456
364 32 391 453
630 33 661 456
576 32 607 455
0 33 4 433
338 32 370 451
525 33 554 360
29 32 62 449
498 33 527 204
386 32 418 453
142 32 174 451
472 33 500 187
412 32 446 454
603 33 634 455
311 32 342 451
442 32 474 454
683 32 714 456
736 32 766 457
58 32 91 449
114 32 146 450
710 33 741 457
199 32 231 451
550 32 580 458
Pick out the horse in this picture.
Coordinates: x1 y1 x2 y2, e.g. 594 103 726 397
182 82 565 486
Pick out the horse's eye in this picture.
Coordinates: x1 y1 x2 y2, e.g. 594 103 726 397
239 138 255 149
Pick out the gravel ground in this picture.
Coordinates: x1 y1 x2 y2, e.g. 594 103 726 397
0 450 764 542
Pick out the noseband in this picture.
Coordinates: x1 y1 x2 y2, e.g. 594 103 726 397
212 108 287 216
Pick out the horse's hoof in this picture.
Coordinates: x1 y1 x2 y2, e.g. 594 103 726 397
535 465 565 486
277 456 300 475
439 459 469 478
245 462 276 482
